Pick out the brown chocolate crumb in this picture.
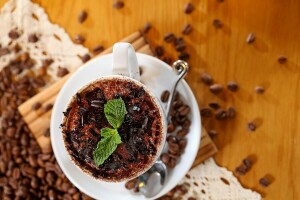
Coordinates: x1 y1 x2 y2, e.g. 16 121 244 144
8 30 20 39
28 34 39 43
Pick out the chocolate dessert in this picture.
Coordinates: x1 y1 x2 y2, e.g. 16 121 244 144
62 77 164 181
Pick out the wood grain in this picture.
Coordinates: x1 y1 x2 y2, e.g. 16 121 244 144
1 0 299 199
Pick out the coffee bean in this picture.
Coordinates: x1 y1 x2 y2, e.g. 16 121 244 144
227 81 238 92
32 102 41 110
125 179 136 190
213 19 223 28
37 168 46 178
93 45 104 55
78 10 88 23
161 90 170 102
57 67 69 77
259 177 271 187
208 130 218 139
200 72 213 85
215 109 227 120
247 122 256 132
184 2 194 14
74 34 85 44
178 52 190 61
6 127 16 138
82 53 91 63
243 158 252 169
200 107 213 118
167 123 175 133
28 34 39 43
178 139 187 149
8 30 20 39
235 164 247 175
177 129 188 137
182 119 191 129
209 83 223 94
142 22 152 34
155 46 164 57
175 43 186 52
30 177 39 189
46 172 55 185
164 33 175 43
28 155 38 167
43 128 50 137
255 86 265 94
208 102 220 110
246 33 255 44
278 56 287 64
182 24 193 35
167 135 178 143
227 107 236 118
48 189 57 200
168 158 177 168
42 103 53 113
178 105 190 116
0 177 8 186
113 0 124 9
162 57 173 65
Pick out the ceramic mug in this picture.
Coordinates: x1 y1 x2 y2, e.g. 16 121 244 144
60 43 167 182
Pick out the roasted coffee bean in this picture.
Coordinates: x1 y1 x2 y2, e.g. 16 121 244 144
246 33 255 44
209 83 223 94
142 22 152 34
57 67 69 77
93 45 104 55
78 10 88 23
208 130 218 138
173 100 183 109
164 33 175 43
91 100 103 108
215 109 227 120
200 107 213 118
259 177 271 187
43 128 50 137
200 72 213 85
213 19 223 28
125 179 136 190
12 167 20 179
184 2 194 14
113 0 125 9
46 172 55 185
8 30 20 39
28 155 38 167
167 135 178 143
255 86 265 94
32 102 41 110
227 81 239 92
155 46 164 57
0 177 8 186
208 102 220 110
28 34 39 43
178 139 187 149
177 129 188 137
48 189 57 200
247 122 256 131
175 42 186 52
182 24 193 35
37 168 46 178
182 119 191 129
30 177 39 189
6 127 16 138
162 57 172 65
82 53 91 63
161 90 170 102
167 123 175 133
227 107 236 118
178 52 190 61
235 164 248 175
178 105 190 116
168 158 177 168
42 103 53 113
74 34 85 44
243 158 252 169
161 153 170 164
169 142 180 153
278 56 287 64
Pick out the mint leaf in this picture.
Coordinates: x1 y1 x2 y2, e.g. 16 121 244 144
104 98 127 129
93 128 122 166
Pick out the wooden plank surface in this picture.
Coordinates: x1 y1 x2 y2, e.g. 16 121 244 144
1 0 299 199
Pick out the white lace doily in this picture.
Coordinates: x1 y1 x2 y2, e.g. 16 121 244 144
0 0 262 199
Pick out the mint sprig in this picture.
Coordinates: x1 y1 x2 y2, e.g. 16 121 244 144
93 98 127 167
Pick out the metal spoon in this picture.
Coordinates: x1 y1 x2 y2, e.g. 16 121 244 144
136 60 189 198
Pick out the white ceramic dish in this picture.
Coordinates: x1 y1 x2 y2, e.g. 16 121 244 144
50 53 201 200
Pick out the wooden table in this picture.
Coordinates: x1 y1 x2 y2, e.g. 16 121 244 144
1 0 299 199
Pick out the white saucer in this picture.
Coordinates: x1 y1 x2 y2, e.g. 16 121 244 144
50 53 201 200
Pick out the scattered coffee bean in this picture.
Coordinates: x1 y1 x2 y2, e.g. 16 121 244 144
227 81 238 92
200 107 213 118
28 34 39 43
200 72 213 85
175 42 186 52
215 109 227 120
57 67 69 77
278 56 287 64
93 45 104 55
143 22 152 34
246 33 255 44
213 19 223 28
208 102 220 110
184 2 194 14
42 103 53 113
208 130 218 139
255 86 265 94
155 46 164 57
247 122 256 131
259 177 271 187
43 128 50 137
8 30 20 39
78 10 88 23
243 158 252 169
32 102 41 111
113 0 124 9
227 107 236 118
81 53 91 63
74 34 85 44
209 83 223 94
161 90 170 102
178 52 190 61
164 33 175 43
182 24 193 35
235 164 248 175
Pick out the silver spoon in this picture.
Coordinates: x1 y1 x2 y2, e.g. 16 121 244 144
136 60 189 198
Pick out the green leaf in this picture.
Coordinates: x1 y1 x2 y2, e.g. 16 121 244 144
93 128 122 166
104 98 128 129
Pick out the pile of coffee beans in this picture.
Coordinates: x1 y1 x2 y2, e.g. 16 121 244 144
0 51 92 199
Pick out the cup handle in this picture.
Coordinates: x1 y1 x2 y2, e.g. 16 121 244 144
112 43 140 81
